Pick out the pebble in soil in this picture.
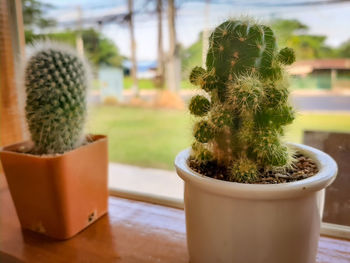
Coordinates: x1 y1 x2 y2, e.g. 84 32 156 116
188 153 318 184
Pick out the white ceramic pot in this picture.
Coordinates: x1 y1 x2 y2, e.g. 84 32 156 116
175 143 337 263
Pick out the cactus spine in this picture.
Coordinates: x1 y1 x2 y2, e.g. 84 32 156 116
189 19 296 183
24 42 89 154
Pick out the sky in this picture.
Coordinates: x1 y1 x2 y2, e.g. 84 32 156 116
43 0 350 61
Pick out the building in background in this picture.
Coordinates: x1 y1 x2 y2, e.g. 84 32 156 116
288 59 350 91
123 60 157 79
98 66 124 102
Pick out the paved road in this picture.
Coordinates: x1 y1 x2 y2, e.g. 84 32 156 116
291 95 350 111
91 92 350 112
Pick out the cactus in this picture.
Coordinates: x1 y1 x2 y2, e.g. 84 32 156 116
189 19 296 183
24 42 89 154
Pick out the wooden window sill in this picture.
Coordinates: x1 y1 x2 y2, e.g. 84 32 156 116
1 187 350 263
107 163 350 240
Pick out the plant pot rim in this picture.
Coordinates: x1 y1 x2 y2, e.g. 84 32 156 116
0 134 107 159
175 143 337 200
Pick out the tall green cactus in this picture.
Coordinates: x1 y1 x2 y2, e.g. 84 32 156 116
189 19 296 183
24 43 89 154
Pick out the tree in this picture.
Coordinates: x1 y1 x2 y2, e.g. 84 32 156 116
82 29 123 67
181 32 202 79
271 19 336 59
166 0 180 92
127 0 139 95
287 35 335 59
339 40 350 58
202 0 210 68
271 19 307 47
182 18 344 83
271 19 336 60
22 0 56 30
22 0 122 68
26 29 123 67
156 0 165 88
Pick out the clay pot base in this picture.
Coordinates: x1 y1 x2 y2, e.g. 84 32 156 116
188 152 318 184
0 135 109 240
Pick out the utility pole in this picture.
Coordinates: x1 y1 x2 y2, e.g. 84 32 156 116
76 5 84 56
156 0 164 89
202 0 210 68
166 0 180 92
128 0 139 96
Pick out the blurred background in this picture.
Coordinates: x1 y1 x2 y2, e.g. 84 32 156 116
13 0 350 169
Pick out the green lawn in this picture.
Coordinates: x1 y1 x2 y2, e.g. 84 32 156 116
88 106 350 170
88 106 192 170
123 77 155 90
285 112 350 143
123 76 195 90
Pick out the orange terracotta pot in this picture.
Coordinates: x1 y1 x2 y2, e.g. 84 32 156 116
0 135 108 240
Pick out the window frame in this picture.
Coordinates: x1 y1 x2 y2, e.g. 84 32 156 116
2 0 349 241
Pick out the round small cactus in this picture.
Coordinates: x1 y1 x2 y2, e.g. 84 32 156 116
228 158 257 183
189 95 211 116
188 19 296 183
202 75 220 92
24 42 90 154
191 142 214 163
278 47 295 65
193 120 215 143
189 66 206 85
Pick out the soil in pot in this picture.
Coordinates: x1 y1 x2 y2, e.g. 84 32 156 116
11 135 97 156
188 152 318 184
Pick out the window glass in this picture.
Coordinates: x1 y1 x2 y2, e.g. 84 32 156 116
20 0 350 224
